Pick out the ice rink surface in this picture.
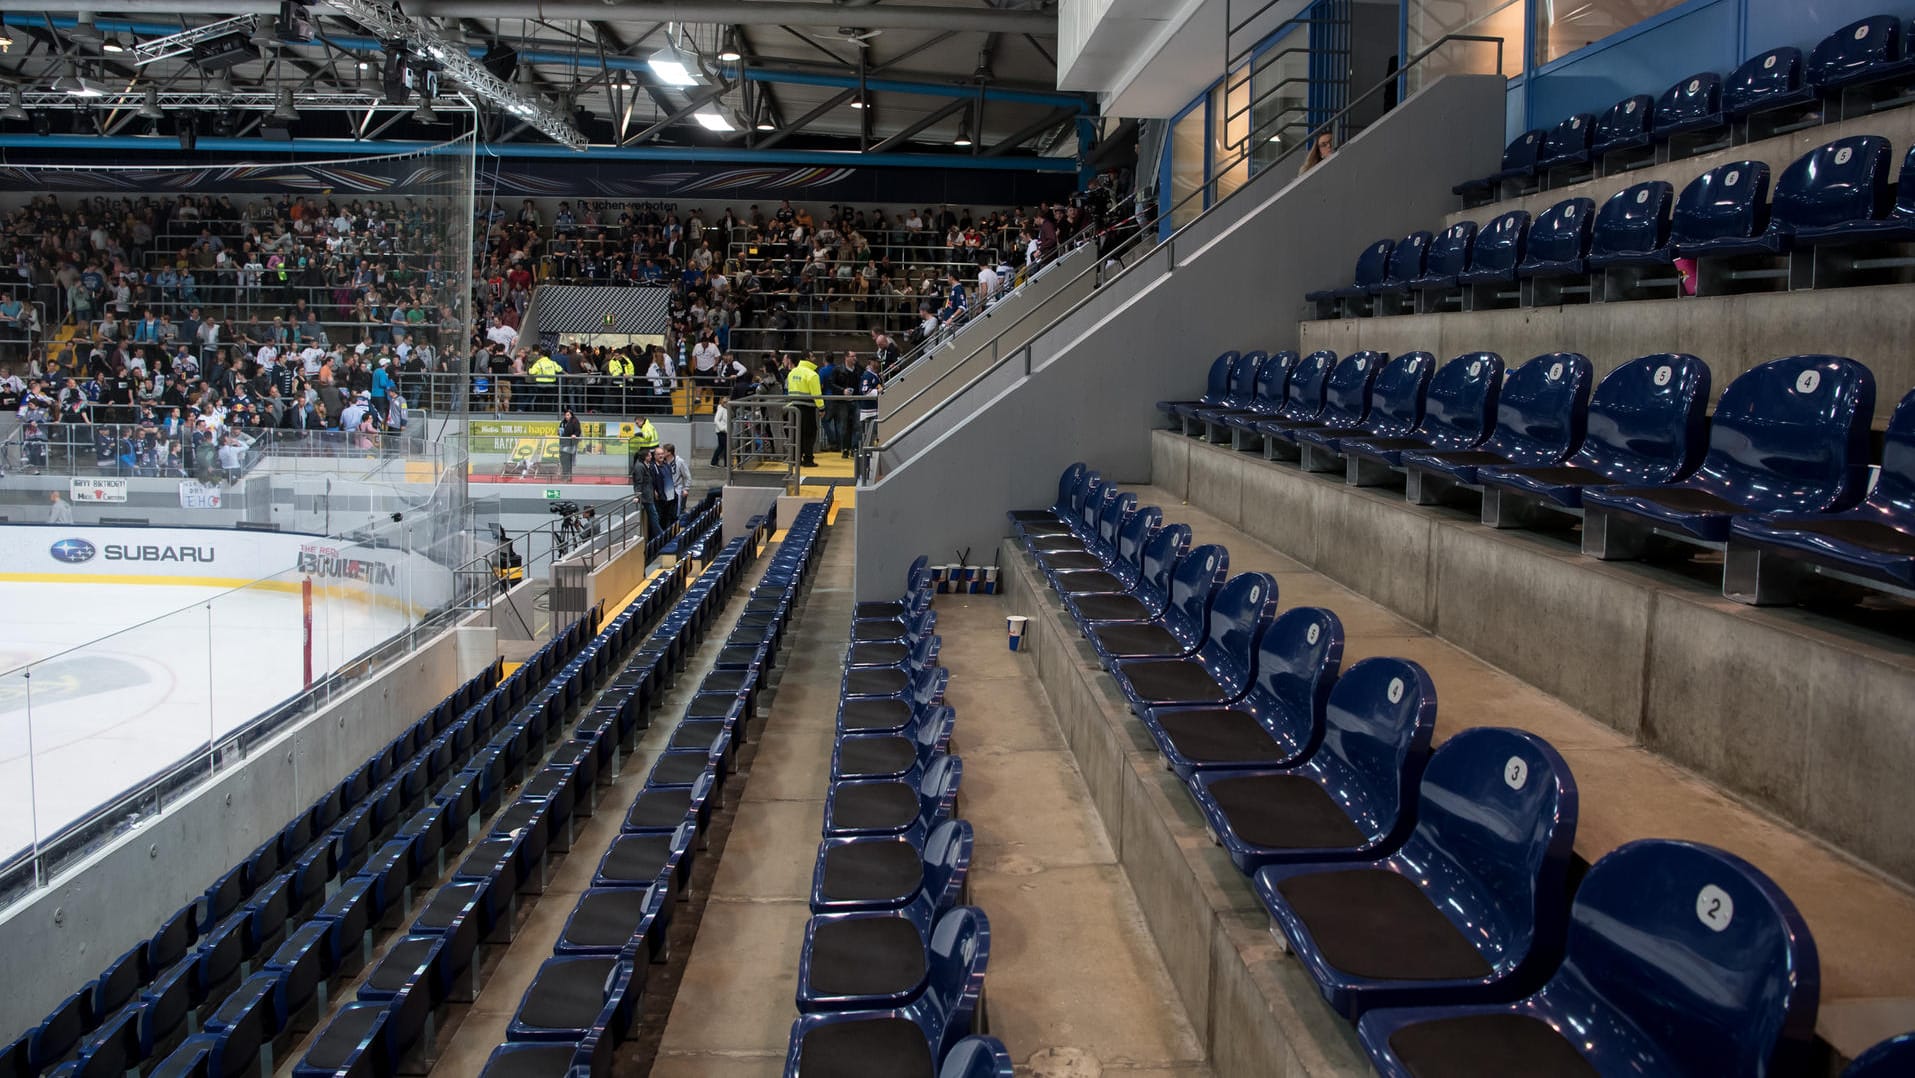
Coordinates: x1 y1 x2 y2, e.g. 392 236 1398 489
0 581 412 864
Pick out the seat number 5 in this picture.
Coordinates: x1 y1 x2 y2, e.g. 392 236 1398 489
1696 884 1734 931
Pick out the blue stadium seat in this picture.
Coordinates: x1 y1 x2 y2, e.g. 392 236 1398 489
810 820 972 920
1373 231 1433 298
1254 727 1578 1018
1251 350 1336 446
1290 352 1436 470
1586 180 1676 269
939 1035 1015 1078
1410 222 1476 300
1584 355 1875 555
1061 523 1191 631
1208 352 1299 443
1108 572 1277 713
505 954 641 1044
1403 352 1593 497
1043 498 1158 601
1725 46 1819 129
1357 839 1820 1078
554 886 667 959
1478 353 1711 523
1013 467 1098 542
1186 657 1438 874
1515 198 1596 279
1156 351 1236 424
825 752 962 845
785 907 990 1078
1537 112 1594 173
1809 14 1915 99
1340 352 1505 482
1591 93 1654 163
1846 1032 1915 1077
1457 210 1530 292
1454 129 1545 204
1192 350 1271 436
1778 135 1904 252
1671 160 1780 258
1728 385 1915 602
1084 543 1227 667
1308 240 1394 316
1141 606 1344 780
1260 351 1384 456
1654 71 1726 141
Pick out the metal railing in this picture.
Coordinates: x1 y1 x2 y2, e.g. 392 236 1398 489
0 423 434 482
860 34 1507 479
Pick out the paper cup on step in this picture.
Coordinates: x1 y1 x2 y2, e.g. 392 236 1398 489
982 566 1000 595
1007 615 1029 651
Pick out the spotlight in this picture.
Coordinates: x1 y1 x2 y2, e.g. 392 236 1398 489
137 85 164 120
0 30 13 52
102 33 127 54
1 87 26 122
57 75 104 98
848 96 865 109
356 58 369 70
271 88 299 122
412 99 440 123
69 12 103 47
717 32 742 63
755 117 776 131
953 111 972 146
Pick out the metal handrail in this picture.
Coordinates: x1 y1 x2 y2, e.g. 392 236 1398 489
864 34 1506 468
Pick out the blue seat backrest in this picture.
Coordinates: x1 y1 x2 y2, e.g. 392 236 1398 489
1113 505 1160 568
1400 727 1577 973
1311 657 1437 845
1386 232 1432 283
1422 353 1505 445
1472 211 1530 272
1692 355 1875 512
1726 46 1806 113
1527 198 1596 262
1577 355 1711 485
1202 352 1238 399
1252 607 1344 745
1228 351 1269 402
1811 15 1903 89
1204 573 1278 677
1481 353 1593 465
1673 161 1771 244
1167 544 1230 634
1656 71 1723 130
1543 112 1594 160
1096 493 1138 548
1352 239 1396 289
1593 93 1654 151
1424 222 1476 277
1874 387 1915 511
1592 181 1674 257
1254 351 1297 405
1280 351 1336 420
923 906 991 1048
940 1037 1014 1078
1051 463 1088 508
1139 523 1193 600
1563 840 1819 1076
1772 135 1893 232
1895 145 1915 217
1366 352 1436 431
921 820 974 916
1502 129 1545 172
1321 351 1384 425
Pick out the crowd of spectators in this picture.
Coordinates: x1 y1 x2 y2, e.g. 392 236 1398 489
0 174 1138 474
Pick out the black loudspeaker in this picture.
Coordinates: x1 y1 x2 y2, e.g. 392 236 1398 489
482 42 518 83
191 31 257 70
276 2 314 44
382 48 415 103
177 115 198 151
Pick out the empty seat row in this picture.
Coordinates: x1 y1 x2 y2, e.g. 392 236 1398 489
1006 464 1827 1076
782 557 1012 1078
1311 131 1915 318
469 516 786 1078
1161 348 1915 606
112 551 712 1072
1454 11 1915 205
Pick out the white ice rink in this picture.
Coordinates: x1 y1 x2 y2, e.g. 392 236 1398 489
0 581 413 864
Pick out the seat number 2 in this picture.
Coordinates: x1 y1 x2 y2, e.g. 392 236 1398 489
1696 884 1734 931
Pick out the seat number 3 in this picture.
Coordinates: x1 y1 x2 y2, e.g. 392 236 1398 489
1696 884 1734 931
1504 756 1528 790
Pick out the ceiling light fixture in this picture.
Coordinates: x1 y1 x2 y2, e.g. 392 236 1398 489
1 88 26 122
645 45 698 87
848 96 865 109
717 32 742 63
138 85 165 119
59 75 104 98
693 107 734 132
413 99 440 122
102 33 127 54
70 12 103 47
953 109 972 146
208 71 234 94
271 88 300 122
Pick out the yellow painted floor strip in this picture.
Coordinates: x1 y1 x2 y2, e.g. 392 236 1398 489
500 661 523 675
604 564 669 619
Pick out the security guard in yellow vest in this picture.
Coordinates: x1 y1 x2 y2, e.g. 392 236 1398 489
786 354 823 466
527 352 563 412
629 417 659 460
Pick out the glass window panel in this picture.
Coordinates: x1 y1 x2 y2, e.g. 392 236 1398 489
1533 0 1691 65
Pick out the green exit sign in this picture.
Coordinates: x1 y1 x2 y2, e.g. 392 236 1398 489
602 312 615 327
544 488 563 499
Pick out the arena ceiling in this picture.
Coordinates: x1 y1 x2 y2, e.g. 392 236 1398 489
0 0 1088 161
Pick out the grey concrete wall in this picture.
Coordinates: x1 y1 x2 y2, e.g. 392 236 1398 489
0 624 489 1036
1000 542 1370 1078
1299 283 1915 426
1169 431 1915 887
854 75 1511 600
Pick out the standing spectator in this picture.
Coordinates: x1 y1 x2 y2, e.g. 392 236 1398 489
785 351 821 467
557 407 581 481
710 398 729 467
663 443 691 509
652 449 679 530
47 490 73 523
631 446 661 535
